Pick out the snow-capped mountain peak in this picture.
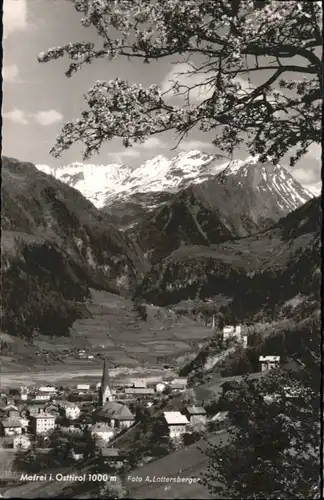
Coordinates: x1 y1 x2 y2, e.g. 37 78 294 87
36 150 314 215
37 161 133 208
217 156 313 212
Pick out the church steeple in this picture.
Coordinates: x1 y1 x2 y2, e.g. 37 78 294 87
99 359 113 406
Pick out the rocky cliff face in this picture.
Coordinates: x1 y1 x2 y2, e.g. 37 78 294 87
1 157 148 338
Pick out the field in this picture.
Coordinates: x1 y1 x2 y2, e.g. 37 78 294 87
0 366 179 390
0 289 212 386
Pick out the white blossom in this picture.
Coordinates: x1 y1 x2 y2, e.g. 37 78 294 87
38 0 322 164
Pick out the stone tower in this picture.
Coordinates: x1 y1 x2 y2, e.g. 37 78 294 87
99 359 113 406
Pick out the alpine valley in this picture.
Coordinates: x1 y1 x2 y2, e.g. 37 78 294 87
1 151 320 344
37 150 314 262
0 152 321 500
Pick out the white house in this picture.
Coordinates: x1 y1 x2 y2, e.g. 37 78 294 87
76 384 90 391
58 402 81 420
30 413 56 435
91 423 114 443
38 386 56 394
132 379 147 389
155 382 167 393
34 393 51 401
20 386 29 401
259 356 280 371
222 325 235 340
163 412 189 439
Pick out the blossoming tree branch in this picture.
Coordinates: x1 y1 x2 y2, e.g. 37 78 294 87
39 0 322 164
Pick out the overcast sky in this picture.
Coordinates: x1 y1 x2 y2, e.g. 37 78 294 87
2 0 321 191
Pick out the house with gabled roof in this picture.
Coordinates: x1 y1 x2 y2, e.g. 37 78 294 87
0 417 22 436
163 411 189 439
184 406 207 425
97 401 134 429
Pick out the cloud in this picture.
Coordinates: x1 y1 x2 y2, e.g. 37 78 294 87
3 108 28 125
290 143 321 187
292 166 319 186
33 110 64 126
161 63 214 102
3 0 28 39
2 64 20 82
305 143 321 161
139 137 165 149
109 150 141 160
177 140 213 151
3 108 64 126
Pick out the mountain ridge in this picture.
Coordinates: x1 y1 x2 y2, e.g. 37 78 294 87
36 150 314 214
1 156 148 338
132 158 313 261
137 195 321 320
